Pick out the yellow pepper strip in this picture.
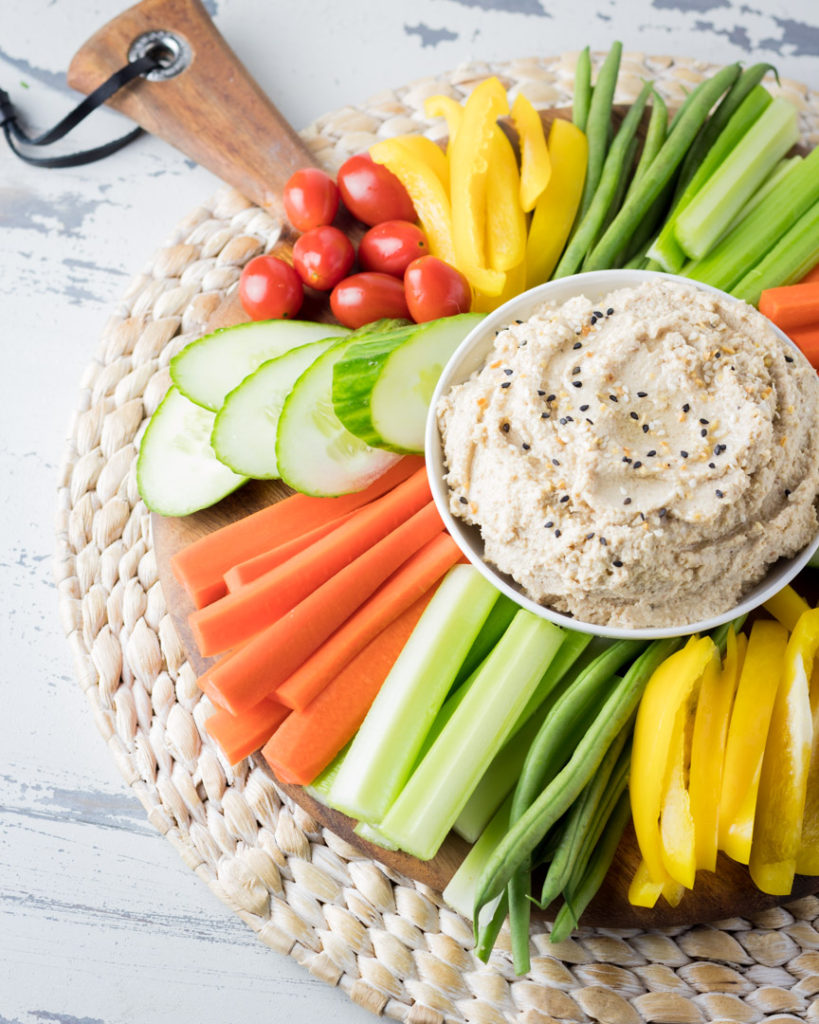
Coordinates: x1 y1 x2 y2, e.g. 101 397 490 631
511 92 552 212
424 94 464 145
659 696 698 889
630 635 717 884
525 118 588 289
796 658 819 875
389 134 449 192
485 127 527 272
472 258 525 313
764 584 811 632
689 632 740 872
628 859 685 908
369 139 457 266
750 608 819 894
718 619 788 864
448 76 509 297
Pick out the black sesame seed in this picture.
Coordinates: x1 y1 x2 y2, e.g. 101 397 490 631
459 496 468 504
630 411 639 421
559 417 568 425
609 395 618 402
515 319 523 324
786 355 794 364
613 559 623 567
658 508 667 518
593 310 604 318
699 418 709 425
682 403 690 413
700 428 708 437
500 381 511 389
715 351 722 358
637 391 647 398
580 404 590 412
503 367 513 375
572 381 583 388
680 450 689 458
633 460 643 469
639 512 646 521
715 443 726 455
573 341 582 350
522 443 530 450
624 498 632 506
642 424 650 434
538 389 546 396
708 462 716 469
606 308 614 316
572 366 581 375
622 456 632 463
600 537 607 546
586 532 595 540
716 489 724 498
566 415 574 423
560 494 570 503
552 458 560 466
586 418 594 425
785 488 792 497
502 422 510 432
554 529 562 537
547 394 556 402
544 521 554 529
647 450 656 457
541 412 550 419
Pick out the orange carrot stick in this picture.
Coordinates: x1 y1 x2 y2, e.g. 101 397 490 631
262 591 436 785
205 696 290 765
171 456 423 608
759 283 819 330
203 501 444 713
223 510 358 592
189 467 432 657
788 324 819 369
277 532 462 711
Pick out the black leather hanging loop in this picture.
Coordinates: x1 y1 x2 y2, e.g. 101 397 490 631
1 50 161 168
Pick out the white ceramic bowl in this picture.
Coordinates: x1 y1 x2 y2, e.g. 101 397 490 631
425 269 819 640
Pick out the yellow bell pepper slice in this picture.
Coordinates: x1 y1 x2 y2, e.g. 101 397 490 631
764 584 811 632
689 631 740 872
796 657 819 875
718 619 787 864
628 859 686 909
472 258 523 313
525 118 588 289
448 76 509 297
511 92 551 212
424 94 464 144
750 608 819 894
389 134 449 192
369 138 457 266
659 698 698 889
485 127 527 272
631 635 717 884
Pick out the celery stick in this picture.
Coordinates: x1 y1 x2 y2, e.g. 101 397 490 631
731 198 819 306
377 611 565 860
444 795 512 918
739 155 801 221
354 820 399 850
684 144 819 292
673 97 800 260
648 86 772 271
453 594 518 689
326 565 500 823
304 743 349 804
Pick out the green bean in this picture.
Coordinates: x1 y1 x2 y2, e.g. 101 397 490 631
582 63 740 271
625 89 668 201
474 637 681 914
537 724 630 909
508 865 533 974
674 62 778 204
555 81 652 277
511 638 645 820
550 789 632 944
573 46 592 132
576 42 623 222
475 893 508 963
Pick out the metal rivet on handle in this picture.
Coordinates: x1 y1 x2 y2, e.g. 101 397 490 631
128 30 191 81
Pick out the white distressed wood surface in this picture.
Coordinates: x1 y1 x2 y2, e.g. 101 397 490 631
2 1 818 1021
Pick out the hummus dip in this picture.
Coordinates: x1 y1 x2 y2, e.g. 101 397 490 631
437 279 819 628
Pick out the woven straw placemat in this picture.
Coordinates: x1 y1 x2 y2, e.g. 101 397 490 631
55 53 819 1024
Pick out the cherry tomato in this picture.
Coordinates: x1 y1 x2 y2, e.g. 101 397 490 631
330 272 410 329
239 255 304 320
283 167 339 231
404 256 472 323
336 153 416 227
292 225 355 291
358 220 429 278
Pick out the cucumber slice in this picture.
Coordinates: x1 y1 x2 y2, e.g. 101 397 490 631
211 337 344 478
276 325 415 496
137 386 247 516
332 313 485 453
171 320 349 411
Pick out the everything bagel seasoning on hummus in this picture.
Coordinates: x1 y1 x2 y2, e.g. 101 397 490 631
437 279 819 628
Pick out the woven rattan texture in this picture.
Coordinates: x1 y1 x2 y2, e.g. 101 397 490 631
55 53 819 1024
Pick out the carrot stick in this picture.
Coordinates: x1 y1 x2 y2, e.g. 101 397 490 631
205 696 290 765
759 283 819 330
171 456 423 608
223 510 358 592
189 467 432 657
277 532 462 711
262 591 436 785
788 324 819 369
203 501 445 713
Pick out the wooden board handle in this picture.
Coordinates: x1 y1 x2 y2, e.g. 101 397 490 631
67 0 316 213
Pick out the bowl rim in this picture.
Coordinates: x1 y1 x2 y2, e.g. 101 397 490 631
425 268 819 640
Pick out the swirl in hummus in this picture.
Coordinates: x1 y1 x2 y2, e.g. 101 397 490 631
437 279 819 629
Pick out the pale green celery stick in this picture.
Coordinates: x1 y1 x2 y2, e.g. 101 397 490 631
377 611 565 861
647 86 772 272
354 820 399 850
453 631 596 843
413 661 483 768
731 198 819 306
453 594 518 689
674 96 800 260
732 156 802 223
444 795 512 918
326 564 500 822
304 743 350 803
684 144 819 291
